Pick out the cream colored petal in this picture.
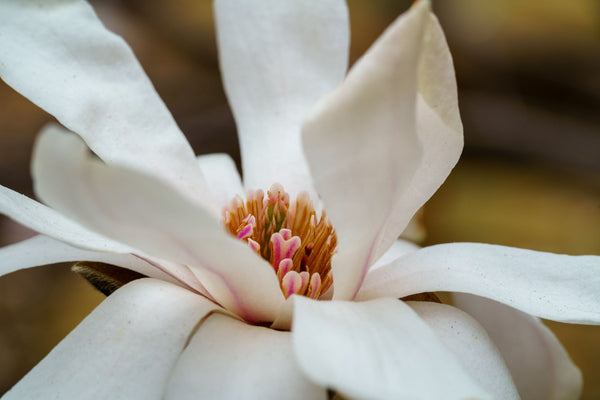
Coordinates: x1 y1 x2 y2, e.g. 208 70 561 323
370 238 420 271
0 1 210 206
358 242 600 324
410 301 520 400
370 13 463 263
303 1 430 301
4 279 218 400
166 313 326 400
292 297 490 399
215 0 349 199
0 184 130 253
454 293 582 400
32 126 284 323
197 153 244 209
0 235 208 293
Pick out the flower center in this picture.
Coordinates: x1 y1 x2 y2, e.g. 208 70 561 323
223 183 336 299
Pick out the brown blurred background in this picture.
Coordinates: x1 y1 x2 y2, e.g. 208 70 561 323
1 0 599 397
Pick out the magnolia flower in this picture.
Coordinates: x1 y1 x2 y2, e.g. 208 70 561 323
0 0 598 399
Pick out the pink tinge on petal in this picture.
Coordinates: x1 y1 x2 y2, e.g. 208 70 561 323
282 271 303 298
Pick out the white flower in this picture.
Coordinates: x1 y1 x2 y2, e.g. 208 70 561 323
0 0 598 399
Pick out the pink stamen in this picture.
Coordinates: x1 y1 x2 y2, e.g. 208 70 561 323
281 271 302 298
237 224 253 240
270 230 301 269
308 273 322 299
247 238 260 254
237 215 256 240
277 258 293 279
280 228 292 240
299 271 310 294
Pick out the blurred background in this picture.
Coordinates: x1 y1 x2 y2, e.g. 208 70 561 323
0 0 599 397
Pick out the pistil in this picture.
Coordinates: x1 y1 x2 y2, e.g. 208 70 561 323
223 184 336 299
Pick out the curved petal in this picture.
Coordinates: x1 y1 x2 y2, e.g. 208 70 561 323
215 0 349 198
3 279 218 400
372 12 464 262
292 297 490 400
0 235 206 293
409 301 520 400
357 242 600 324
0 1 209 206
454 293 583 400
166 313 325 400
32 126 283 323
370 238 420 271
197 153 243 209
0 183 131 253
302 1 430 301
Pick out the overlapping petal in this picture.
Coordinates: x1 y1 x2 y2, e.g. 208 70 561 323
454 293 583 400
166 313 325 400
370 238 420 271
0 235 206 292
32 125 283 322
358 243 600 324
292 297 490 399
409 301 520 399
197 153 244 209
371 13 464 262
0 0 210 207
3 279 218 400
303 1 429 300
0 184 131 253
214 0 349 199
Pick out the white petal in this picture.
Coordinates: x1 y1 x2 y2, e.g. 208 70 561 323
3 279 218 400
409 301 520 400
454 293 583 400
32 126 283 323
302 1 429 300
215 0 349 198
0 235 206 291
197 153 243 209
166 313 325 400
357 242 600 324
370 13 464 263
370 238 420 271
0 183 131 253
0 2 209 206
292 297 490 400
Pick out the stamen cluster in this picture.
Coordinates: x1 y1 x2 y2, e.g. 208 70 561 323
223 184 336 299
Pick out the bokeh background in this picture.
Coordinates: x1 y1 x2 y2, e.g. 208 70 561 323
1 0 599 397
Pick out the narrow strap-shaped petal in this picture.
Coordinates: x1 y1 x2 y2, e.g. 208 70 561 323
197 153 244 209
166 313 326 400
357 242 600 324
292 297 490 400
371 13 464 262
0 235 206 293
3 279 219 400
409 301 520 400
0 1 210 206
302 1 430 300
0 184 131 253
215 0 349 199
454 293 583 400
32 125 283 323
